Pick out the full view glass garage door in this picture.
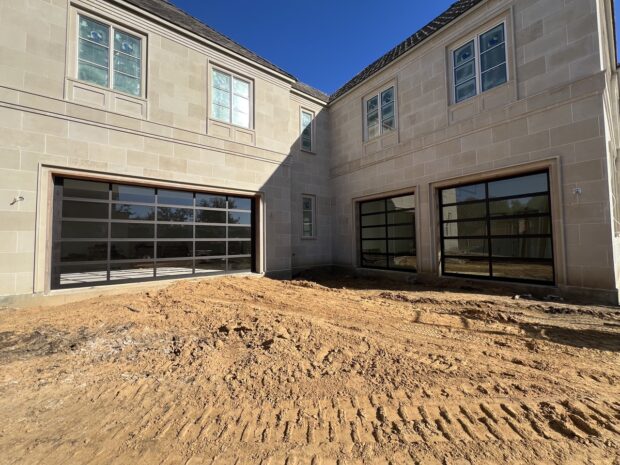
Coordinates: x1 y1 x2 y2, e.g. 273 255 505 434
439 171 554 284
51 177 255 289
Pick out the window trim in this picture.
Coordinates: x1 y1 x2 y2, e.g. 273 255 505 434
300 108 315 153
210 66 254 130
301 195 316 239
363 83 397 142
75 13 146 98
450 21 508 105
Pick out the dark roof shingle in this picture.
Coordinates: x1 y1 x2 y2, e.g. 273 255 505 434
329 0 485 102
292 82 330 102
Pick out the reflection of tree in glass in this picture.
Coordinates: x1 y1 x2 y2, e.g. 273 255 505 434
228 199 238 210
158 208 193 222
196 197 226 208
115 204 155 220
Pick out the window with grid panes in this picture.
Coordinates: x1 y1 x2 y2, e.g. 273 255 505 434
364 86 396 140
77 15 142 96
211 68 251 128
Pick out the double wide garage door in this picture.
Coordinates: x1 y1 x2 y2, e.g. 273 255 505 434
51 177 255 289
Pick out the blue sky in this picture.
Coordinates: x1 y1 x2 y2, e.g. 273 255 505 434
170 0 620 95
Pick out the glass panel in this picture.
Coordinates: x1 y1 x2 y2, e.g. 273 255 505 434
213 88 230 107
455 60 475 85
196 225 226 238
490 217 551 236
381 102 394 119
302 135 312 150
113 52 140 77
59 263 108 286
481 64 507 92
233 78 250 97
361 213 386 227
366 96 378 113
79 40 109 67
157 207 193 222
455 79 477 103
367 110 379 127
489 196 549 217
442 202 486 221
480 45 506 72
78 62 109 87
302 197 313 211
387 210 415 225
388 224 414 238
228 226 251 239
157 241 193 259
443 238 489 256
228 257 252 272
157 224 193 239
79 16 109 45
382 117 395 132
361 199 385 215
442 184 486 204
64 179 109 200
228 212 251 225
442 220 487 238
301 111 313 129
480 24 505 53
157 260 193 277
211 104 230 122
195 241 226 257
111 242 154 260
454 41 475 66
110 262 154 281
390 254 417 270
362 226 386 239
444 258 489 276
196 194 227 208
367 124 380 139
114 31 141 58
232 94 249 113
381 87 394 106
362 254 387 268
232 110 250 128
488 173 548 198
492 260 553 282
61 221 108 239
491 238 553 259
112 204 155 221
212 69 231 91
112 185 155 203
196 258 226 274
63 200 109 219
388 239 415 255
362 240 387 254
228 241 251 256
111 223 154 239
113 73 140 96
158 189 193 206
61 242 107 262
196 210 227 224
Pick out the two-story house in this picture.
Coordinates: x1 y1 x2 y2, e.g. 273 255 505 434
1 0 619 305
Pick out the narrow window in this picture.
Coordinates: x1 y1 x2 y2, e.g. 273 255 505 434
452 23 507 104
211 68 251 128
364 86 396 140
300 109 314 152
77 15 142 97
302 196 315 238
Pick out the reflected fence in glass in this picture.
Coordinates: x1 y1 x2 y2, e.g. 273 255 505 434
439 171 554 284
51 177 255 289
359 193 416 272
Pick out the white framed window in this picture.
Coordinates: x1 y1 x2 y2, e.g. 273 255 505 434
77 15 143 97
211 68 252 129
364 85 396 141
302 195 316 238
300 109 314 152
452 23 507 104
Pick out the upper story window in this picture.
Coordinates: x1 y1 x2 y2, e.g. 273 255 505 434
300 109 314 152
364 86 396 141
77 15 142 97
211 68 252 129
453 23 507 104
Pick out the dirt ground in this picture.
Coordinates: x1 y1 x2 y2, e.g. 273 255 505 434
1 273 619 465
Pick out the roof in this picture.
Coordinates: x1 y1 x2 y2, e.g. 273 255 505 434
292 82 330 102
330 0 485 102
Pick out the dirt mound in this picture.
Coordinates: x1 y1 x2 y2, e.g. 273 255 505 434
0 276 619 464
